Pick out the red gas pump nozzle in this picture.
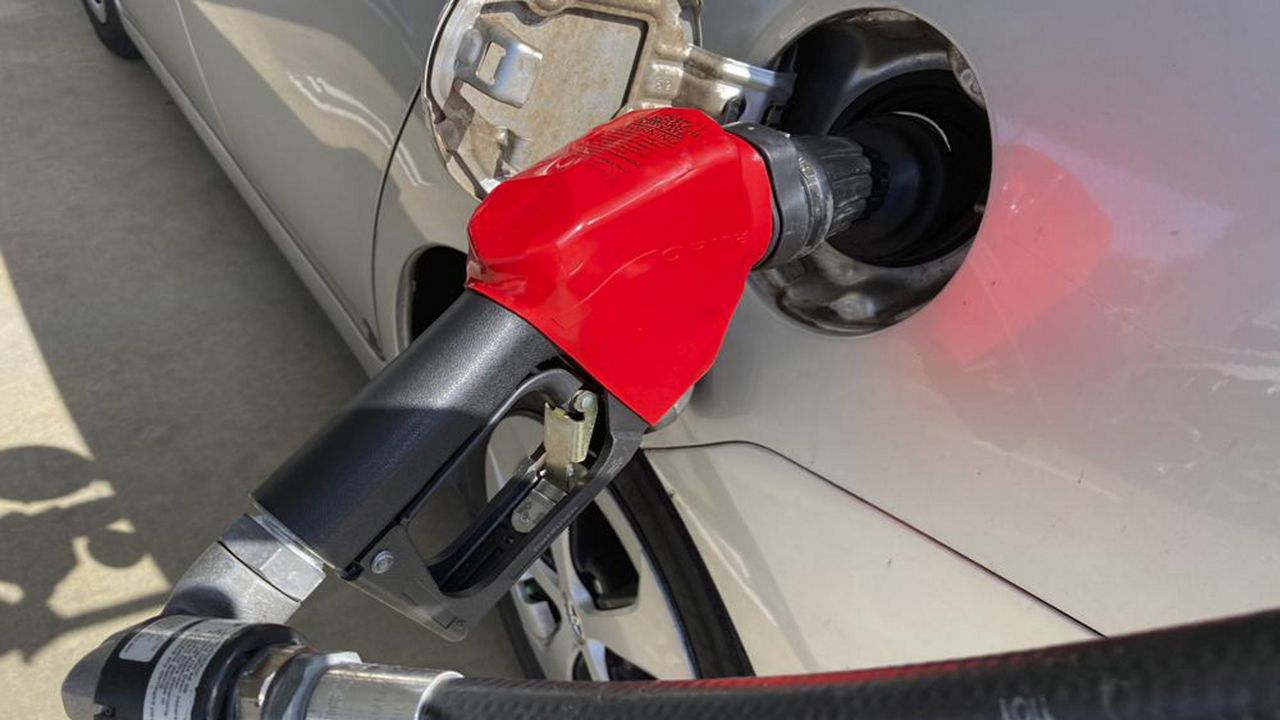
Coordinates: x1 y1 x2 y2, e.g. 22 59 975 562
247 108 875 640
66 108 870 718
78 112 875 691
466 109 871 425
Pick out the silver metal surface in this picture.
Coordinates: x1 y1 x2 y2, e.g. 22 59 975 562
303 663 459 720
165 514 325 623
166 541 306 623
173 0 448 354
235 644 310 720
115 13 385 373
114 0 227 145
232 644 459 720
259 650 363 720
223 513 327 601
424 0 793 196
643 442 1093 674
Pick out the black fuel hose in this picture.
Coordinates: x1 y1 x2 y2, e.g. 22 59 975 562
427 609 1280 720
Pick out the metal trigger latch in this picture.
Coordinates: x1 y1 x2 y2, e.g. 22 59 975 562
510 390 598 533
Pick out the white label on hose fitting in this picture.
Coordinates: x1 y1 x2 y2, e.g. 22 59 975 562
118 616 201 663
143 618 249 720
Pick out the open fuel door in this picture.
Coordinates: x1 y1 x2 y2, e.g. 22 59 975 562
424 0 793 197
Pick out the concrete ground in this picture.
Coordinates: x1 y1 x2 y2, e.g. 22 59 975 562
0 1 521 716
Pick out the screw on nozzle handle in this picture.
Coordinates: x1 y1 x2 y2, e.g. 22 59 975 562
725 124 874 269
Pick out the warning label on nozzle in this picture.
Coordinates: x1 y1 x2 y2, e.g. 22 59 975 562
142 618 248 720
571 111 703 174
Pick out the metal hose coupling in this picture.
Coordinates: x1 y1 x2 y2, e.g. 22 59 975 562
234 647 458 720
62 615 458 720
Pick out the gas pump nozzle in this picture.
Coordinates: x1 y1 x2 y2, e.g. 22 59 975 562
239 108 875 640
65 107 875 720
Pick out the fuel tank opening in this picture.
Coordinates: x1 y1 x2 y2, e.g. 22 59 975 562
755 9 993 333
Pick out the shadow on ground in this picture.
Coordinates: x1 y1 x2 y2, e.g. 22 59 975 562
0 1 520 712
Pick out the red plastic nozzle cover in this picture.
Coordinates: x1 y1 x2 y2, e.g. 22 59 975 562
466 108 774 424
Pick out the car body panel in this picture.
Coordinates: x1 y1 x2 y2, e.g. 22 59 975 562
645 443 1094 673
174 0 446 353
118 0 221 130
372 94 476 353
645 0 1280 635
118 11 383 373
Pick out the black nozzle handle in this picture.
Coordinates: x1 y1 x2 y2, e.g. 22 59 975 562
427 608 1280 720
252 291 559 569
251 291 649 640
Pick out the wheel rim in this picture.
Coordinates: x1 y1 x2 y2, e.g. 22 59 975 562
87 0 108 24
485 416 695 681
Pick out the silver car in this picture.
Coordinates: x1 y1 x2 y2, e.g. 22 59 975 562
80 0 1280 680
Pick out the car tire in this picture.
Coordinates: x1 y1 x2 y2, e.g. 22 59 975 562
80 0 141 60
473 417 754 680
601 452 756 678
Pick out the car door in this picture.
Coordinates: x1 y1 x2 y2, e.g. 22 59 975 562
175 0 445 358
